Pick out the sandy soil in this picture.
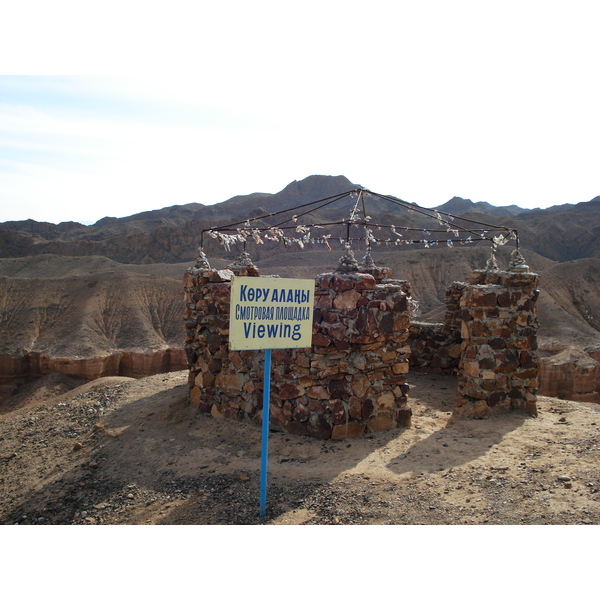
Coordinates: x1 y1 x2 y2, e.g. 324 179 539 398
1 370 600 525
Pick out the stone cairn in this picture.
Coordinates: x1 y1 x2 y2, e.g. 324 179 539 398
455 249 540 417
183 249 412 440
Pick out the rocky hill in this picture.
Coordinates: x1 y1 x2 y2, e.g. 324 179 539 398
434 196 530 217
1 175 599 403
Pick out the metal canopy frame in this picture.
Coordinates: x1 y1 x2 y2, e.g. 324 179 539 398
200 187 519 261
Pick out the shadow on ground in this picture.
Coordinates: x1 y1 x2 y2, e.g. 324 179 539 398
1 371 534 525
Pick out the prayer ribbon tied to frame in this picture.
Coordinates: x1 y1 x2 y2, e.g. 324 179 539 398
200 188 520 268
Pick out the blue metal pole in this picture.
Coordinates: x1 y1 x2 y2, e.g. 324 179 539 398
259 348 272 517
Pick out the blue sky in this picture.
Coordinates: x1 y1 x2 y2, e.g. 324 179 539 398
1 1 599 224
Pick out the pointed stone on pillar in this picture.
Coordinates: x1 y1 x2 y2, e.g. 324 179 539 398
227 252 260 276
485 247 499 272
363 252 376 270
336 244 360 273
195 248 211 270
509 248 529 272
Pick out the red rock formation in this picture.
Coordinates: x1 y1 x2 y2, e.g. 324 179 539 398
0 348 186 382
540 348 600 403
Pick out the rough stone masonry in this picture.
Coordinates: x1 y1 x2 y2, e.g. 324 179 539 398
184 249 412 440
455 256 541 418
184 247 541 438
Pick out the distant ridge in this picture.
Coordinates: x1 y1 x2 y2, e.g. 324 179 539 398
434 196 529 217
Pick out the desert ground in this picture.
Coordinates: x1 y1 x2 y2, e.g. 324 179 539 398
2 369 600 526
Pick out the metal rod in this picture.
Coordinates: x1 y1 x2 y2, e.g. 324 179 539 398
259 348 272 518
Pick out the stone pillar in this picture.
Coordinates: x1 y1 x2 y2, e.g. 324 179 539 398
455 262 540 418
183 252 263 419
297 270 412 439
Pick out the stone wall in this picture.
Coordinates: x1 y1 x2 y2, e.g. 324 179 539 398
185 248 543 434
409 273 599 406
408 282 464 374
407 250 541 418
184 256 412 440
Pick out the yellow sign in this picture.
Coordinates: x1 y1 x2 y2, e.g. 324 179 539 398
229 276 315 350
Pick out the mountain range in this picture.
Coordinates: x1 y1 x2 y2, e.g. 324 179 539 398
2 175 598 264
